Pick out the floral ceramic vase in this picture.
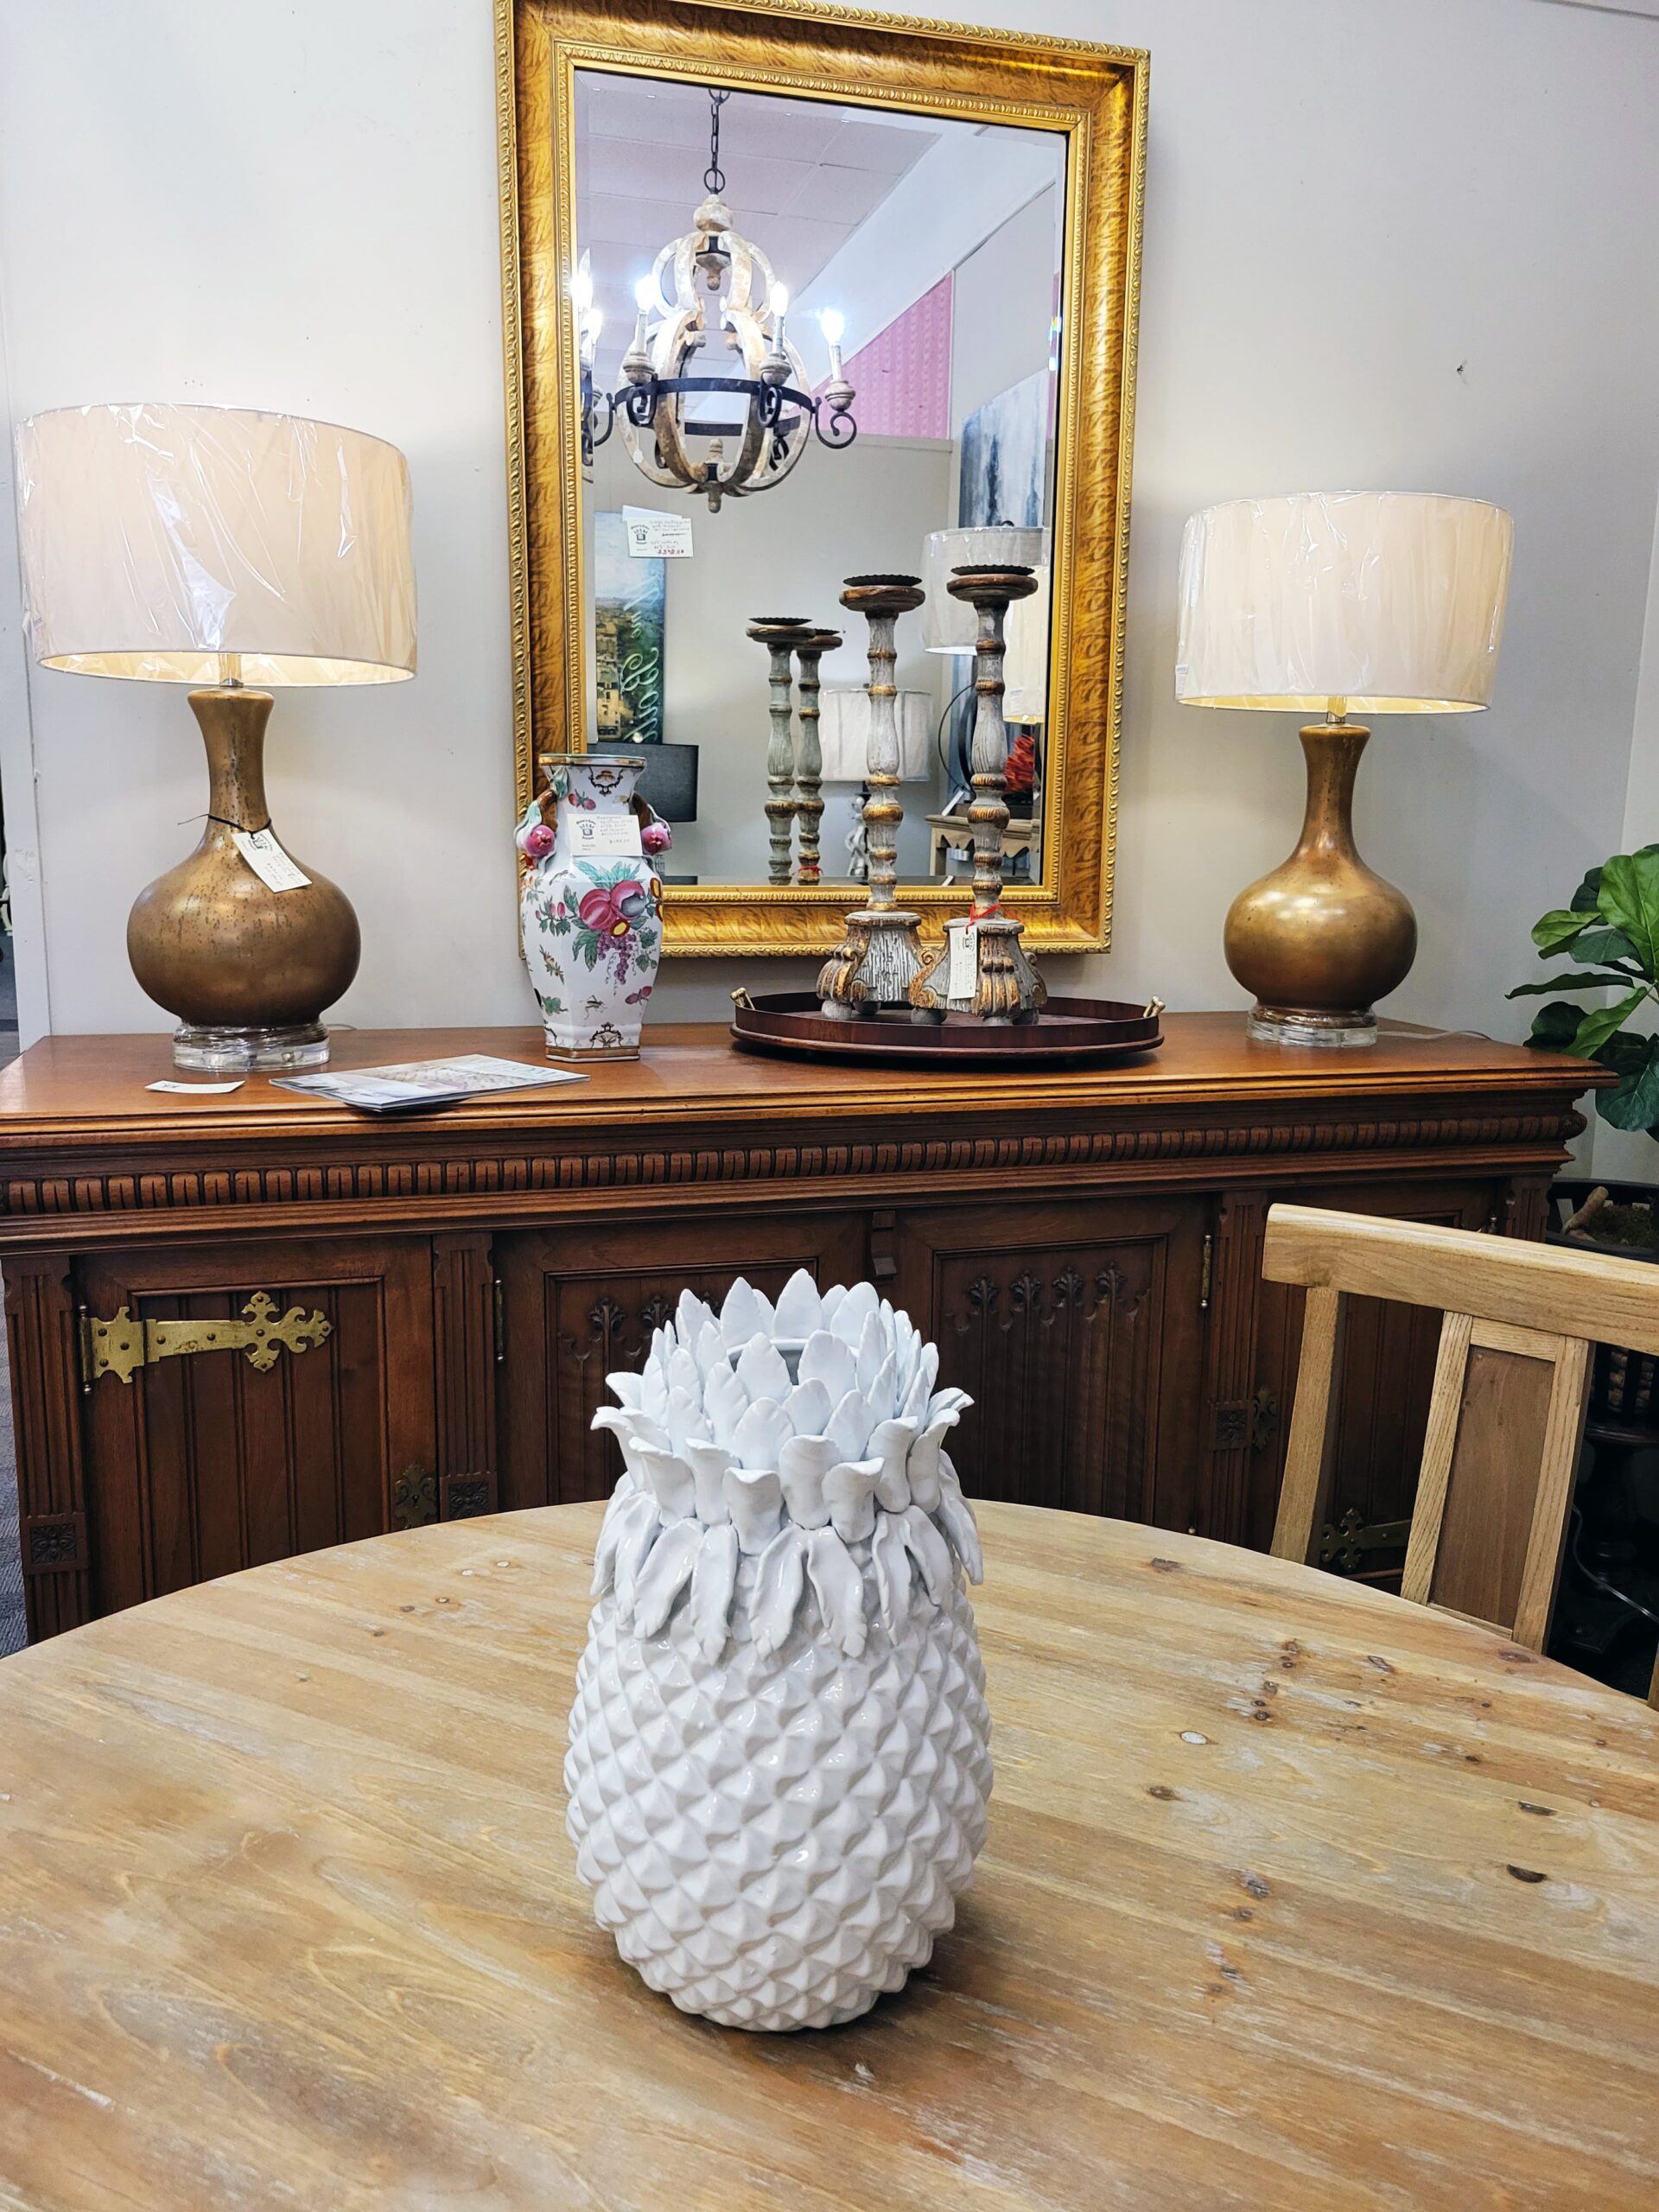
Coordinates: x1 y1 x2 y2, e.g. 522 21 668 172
565 1270 993 2031
517 753 671 1061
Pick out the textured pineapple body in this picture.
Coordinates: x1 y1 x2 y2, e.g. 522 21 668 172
565 1554 991 2031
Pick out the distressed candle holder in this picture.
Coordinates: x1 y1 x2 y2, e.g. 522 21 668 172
912 565 1046 1026
791 628 839 886
748 617 813 887
817 575 931 1019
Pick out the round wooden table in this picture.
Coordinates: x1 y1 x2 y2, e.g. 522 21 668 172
2 1503 1656 2210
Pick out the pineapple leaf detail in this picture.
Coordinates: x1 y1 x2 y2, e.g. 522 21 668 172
586 1272 982 1661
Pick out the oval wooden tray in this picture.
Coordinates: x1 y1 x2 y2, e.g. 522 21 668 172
729 991 1163 1067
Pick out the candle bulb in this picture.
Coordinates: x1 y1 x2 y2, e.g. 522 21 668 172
769 283 789 357
820 308 845 385
631 275 655 356
572 259 597 369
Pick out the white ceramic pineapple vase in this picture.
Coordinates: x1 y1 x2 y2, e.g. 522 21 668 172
565 1271 992 2031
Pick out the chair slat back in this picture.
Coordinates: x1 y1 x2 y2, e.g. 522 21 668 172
1263 1205 1617 1655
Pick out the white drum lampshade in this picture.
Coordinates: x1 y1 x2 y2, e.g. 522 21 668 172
819 688 933 782
1175 492 1511 714
921 525 1048 655
16 403 416 685
13 402 417 1075
1173 489 1513 1050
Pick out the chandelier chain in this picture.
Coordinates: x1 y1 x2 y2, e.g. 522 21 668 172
704 88 729 195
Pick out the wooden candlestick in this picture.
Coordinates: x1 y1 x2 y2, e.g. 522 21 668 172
748 617 811 887
912 564 1045 1024
817 575 929 1018
791 629 838 886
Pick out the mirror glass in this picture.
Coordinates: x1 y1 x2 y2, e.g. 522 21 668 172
571 70 1067 891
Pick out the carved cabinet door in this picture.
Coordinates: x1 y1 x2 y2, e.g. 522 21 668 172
890 1197 1211 1533
495 1211 869 1510
66 1236 439 1625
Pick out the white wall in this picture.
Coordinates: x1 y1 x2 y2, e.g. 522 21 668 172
2 0 1657 1048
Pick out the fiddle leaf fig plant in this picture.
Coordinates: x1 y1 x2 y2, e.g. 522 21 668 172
1511 845 1659 1133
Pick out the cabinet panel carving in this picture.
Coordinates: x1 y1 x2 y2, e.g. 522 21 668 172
894 1199 1207 1534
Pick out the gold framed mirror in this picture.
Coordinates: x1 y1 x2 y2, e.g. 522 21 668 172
499 0 1146 957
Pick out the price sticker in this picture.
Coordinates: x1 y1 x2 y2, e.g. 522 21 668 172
947 921 980 1001
232 828 311 893
569 812 645 858
147 1078 245 1095
623 505 694 559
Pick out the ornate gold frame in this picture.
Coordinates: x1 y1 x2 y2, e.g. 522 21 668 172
498 0 1147 957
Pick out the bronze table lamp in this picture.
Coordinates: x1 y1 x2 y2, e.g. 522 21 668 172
15 403 416 1071
1176 491 1512 1046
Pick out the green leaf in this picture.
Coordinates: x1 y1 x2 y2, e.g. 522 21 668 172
1525 1000 1589 1049
1568 986 1648 1059
1571 926 1640 968
1571 865 1605 915
1531 908 1590 954
1598 1035 1659 1131
1597 1027 1650 1076
1596 850 1659 977
1507 970 1642 999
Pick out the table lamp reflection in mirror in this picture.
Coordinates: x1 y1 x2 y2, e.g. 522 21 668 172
14 403 416 1071
1176 491 1512 1046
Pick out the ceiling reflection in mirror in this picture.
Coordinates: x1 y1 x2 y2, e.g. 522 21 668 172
571 70 1067 893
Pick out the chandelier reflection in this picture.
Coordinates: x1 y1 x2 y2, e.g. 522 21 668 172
576 90 857 513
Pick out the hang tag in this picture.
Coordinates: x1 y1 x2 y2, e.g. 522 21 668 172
232 828 310 892
147 1078 245 1094
622 505 694 559
947 921 980 1001
569 812 644 858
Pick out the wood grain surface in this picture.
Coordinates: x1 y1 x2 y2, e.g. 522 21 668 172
0 1016 1600 1146
2 1503 1656 2209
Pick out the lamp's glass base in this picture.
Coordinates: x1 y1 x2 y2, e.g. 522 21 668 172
172 1022 331 1074
1247 1005 1378 1049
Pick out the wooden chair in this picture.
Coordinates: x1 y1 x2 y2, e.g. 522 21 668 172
1264 1204 1659 1696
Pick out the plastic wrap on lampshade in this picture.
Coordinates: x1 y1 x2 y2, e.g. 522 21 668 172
14 404 416 685
921 525 1049 654
1174 492 1511 713
818 689 933 781
1004 568 1052 724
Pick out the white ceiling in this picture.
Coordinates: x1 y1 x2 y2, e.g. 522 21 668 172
575 74 941 384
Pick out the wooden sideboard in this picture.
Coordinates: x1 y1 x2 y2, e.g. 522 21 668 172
0 1020 1599 1642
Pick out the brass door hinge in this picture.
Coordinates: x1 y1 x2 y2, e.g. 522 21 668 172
493 1277 506 1364
392 1465 438 1530
1198 1233 1214 1311
1319 1507 1412 1573
79 1293 332 1388
1209 1388 1280 1455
